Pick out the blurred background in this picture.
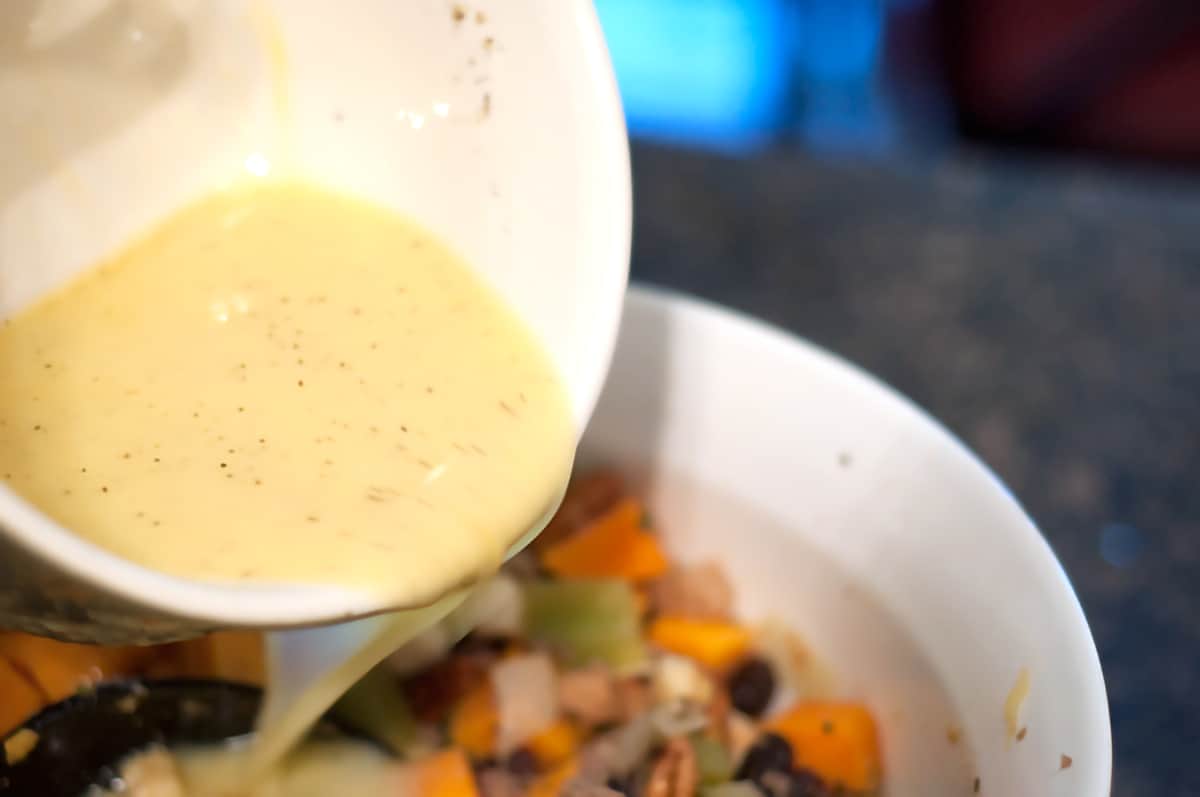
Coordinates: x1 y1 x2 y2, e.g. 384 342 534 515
595 0 1199 794
598 0 1200 160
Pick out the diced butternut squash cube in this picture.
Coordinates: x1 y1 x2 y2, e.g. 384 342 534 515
0 657 43 734
158 631 265 684
411 749 479 797
0 633 148 701
527 720 580 769
540 499 667 581
449 682 497 759
765 701 881 791
647 617 752 670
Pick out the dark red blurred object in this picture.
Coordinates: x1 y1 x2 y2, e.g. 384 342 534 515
937 0 1200 163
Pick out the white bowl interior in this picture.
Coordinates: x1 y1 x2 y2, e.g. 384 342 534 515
580 287 1111 797
0 0 629 625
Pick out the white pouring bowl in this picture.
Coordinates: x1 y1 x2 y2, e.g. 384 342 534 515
578 286 1111 797
0 0 629 642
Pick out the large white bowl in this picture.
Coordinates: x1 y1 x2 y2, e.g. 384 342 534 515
580 286 1111 797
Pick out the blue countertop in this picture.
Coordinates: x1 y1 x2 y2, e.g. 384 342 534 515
629 142 1200 796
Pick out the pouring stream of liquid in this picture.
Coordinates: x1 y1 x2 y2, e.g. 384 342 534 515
246 507 555 777
249 594 466 777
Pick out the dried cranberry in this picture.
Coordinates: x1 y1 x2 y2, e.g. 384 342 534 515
402 655 489 722
735 732 793 782
727 657 776 717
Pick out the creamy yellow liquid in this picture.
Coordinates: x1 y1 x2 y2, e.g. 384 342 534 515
0 181 574 607
177 741 399 796
98 741 400 797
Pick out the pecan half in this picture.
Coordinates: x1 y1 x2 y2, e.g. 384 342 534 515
645 737 698 797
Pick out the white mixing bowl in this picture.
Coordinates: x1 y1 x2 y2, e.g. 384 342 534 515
580 286 1111 797
0 0 629 641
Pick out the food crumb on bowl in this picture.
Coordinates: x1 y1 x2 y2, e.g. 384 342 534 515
3 729 38 766
1004 666 1031 739
1060 753 1073 770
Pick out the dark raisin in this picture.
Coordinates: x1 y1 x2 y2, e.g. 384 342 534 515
506 748 539 776
735 732 794 781
727 656 776 717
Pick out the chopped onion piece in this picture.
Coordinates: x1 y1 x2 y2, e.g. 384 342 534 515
490 652 559 754
469 574 525 637
653 653 714 705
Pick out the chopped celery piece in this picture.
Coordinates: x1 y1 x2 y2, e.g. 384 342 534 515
702 782 762 797
690 734 734 784
523 579 645 669
331 664 417 755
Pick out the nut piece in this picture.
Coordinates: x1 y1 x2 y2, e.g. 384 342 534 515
652 562 734 620
614 675 655 723
645 737 698 797
535 469 624 552
559 665 618 726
